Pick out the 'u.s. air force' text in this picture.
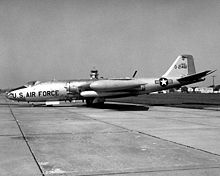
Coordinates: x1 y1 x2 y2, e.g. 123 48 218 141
16 90 59 98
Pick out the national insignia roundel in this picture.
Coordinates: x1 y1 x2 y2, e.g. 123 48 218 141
159 77 168 87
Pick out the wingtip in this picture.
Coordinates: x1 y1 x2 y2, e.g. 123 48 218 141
207 69 217 75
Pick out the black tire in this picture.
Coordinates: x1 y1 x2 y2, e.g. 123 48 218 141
86 98 94 106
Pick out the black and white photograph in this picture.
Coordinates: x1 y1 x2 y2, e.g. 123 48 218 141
0 0 220 175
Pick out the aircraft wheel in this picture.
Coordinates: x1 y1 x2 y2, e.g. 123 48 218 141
86 98 94 106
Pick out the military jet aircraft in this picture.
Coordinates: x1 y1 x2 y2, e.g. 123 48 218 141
6 55 215 106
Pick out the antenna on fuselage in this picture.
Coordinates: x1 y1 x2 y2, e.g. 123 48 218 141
132 70 137 78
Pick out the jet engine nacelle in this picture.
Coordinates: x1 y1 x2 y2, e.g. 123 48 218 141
65 82 81 95
68 86 80 94
65 81 92 96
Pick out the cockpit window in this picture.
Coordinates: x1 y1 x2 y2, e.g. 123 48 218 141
10 85 27 92
9 80 41 92
26 81 37 86
25 80 41 86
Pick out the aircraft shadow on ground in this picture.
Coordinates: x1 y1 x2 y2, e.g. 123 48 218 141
87 103 149 111
1 102 149 111
0 103 44 108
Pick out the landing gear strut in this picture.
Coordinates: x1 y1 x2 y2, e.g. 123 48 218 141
85 98 94 106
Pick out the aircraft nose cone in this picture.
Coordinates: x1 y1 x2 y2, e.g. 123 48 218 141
6 92 13 99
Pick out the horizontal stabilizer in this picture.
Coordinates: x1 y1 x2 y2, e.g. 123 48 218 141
177 70 216 83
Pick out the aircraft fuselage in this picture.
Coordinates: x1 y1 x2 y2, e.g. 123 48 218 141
6 55 215 106
6 78 181 103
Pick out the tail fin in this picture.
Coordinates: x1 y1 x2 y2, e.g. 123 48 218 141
162 55 196 78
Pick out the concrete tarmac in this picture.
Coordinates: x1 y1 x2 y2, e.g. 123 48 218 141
0 95 220 176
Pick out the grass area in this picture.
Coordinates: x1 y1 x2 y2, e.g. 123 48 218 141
109 93 220 109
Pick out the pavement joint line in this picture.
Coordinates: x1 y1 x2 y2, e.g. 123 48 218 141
57 108 133 132
160 117 220 130
149 106 220 118
143 113 220 129
137 131 220 157
56 165 220 176
165 118 220 129
58 106 220 158
5 130 128 138
7 101 45 176
0 134 23 137
23 130 128 136
166 105 220 112
149 110 220 128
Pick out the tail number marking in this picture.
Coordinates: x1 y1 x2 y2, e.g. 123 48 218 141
174 63 187 69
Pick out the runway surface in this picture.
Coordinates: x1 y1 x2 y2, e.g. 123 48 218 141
1 95 220 176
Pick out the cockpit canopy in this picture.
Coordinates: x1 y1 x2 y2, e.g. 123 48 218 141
10 85 27 92
25 80 41 87
9 81 41 92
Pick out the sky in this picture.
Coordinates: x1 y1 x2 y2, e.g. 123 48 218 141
0 0 220 88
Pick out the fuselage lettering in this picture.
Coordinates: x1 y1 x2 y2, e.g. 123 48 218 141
21 90 59 98
13 93 17 98
19 92 23 98
37 90 59 97
26 92 36 97
47 91 51 96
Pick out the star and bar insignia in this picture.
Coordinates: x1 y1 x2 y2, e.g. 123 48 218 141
159 77 168 87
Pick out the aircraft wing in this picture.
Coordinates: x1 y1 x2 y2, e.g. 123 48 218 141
89 79 146 92
177 70 216 83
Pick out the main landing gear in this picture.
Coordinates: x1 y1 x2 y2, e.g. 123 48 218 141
85 98 105 107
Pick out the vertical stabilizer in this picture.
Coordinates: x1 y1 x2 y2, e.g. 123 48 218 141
162 55 196 78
